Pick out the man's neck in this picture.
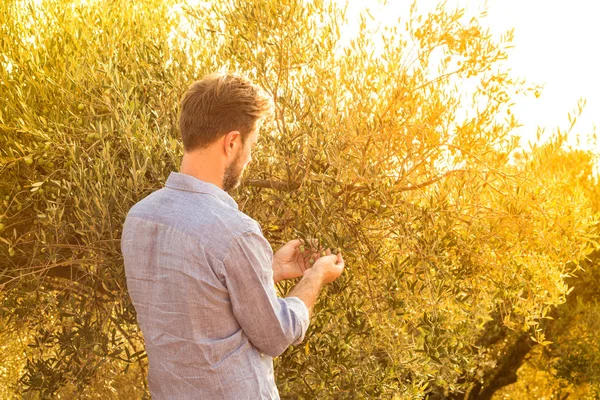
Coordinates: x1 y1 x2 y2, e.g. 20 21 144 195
179 151 225 189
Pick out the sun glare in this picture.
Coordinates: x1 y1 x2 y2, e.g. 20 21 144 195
338 0 599 165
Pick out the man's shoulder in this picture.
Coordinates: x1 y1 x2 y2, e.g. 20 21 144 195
123 186 263 245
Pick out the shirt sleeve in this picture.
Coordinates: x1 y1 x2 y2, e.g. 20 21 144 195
222 231 310 357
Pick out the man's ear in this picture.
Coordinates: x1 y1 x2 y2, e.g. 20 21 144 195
223 131 241 155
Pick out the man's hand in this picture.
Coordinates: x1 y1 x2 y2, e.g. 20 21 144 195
273 239 321 283
287 248 345 317
311 249 344 284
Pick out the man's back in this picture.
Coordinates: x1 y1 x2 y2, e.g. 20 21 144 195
121 172 308 399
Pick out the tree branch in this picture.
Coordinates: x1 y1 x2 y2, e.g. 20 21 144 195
243 169 468 196
242 179 300 191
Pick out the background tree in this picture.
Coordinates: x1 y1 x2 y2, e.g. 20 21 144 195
493 147 600 399
1 0 597 398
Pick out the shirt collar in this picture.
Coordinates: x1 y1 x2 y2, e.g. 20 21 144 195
165 172 239 210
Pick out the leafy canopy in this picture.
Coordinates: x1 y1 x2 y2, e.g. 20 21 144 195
0 0 597 398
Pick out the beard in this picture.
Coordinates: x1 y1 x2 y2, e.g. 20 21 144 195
222 150 245 192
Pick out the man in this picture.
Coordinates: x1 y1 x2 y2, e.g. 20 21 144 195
121 73 345 399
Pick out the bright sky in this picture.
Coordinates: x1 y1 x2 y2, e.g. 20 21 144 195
16 0 600 157
342 0 600 154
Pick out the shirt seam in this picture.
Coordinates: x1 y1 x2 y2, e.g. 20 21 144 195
164 185 236 208
218 228 267 265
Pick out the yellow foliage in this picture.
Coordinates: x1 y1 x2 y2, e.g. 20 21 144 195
0 0 598 398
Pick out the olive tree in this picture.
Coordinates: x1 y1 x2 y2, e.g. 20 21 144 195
0 0 597 398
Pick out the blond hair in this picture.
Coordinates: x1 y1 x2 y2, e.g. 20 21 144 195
178 73 273 151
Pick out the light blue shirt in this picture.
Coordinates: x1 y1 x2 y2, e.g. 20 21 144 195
121 172 309 399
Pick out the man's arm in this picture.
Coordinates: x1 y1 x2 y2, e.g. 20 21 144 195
222 232 311 357
223 233 345 356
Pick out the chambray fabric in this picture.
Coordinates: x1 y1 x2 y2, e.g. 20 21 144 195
121 172 309 399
